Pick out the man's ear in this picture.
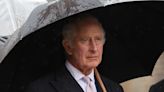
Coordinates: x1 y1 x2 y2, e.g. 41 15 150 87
62 40 73 55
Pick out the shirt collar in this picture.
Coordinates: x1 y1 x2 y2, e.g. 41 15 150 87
87 69 95 82
65 60 95 82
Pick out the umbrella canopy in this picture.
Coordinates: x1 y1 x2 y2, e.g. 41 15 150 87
0 1 164 92
0 0 121 63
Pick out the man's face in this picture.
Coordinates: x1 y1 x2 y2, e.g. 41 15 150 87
65 24 105 71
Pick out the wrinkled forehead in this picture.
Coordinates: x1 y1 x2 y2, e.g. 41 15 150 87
73 25 105 43
76 23 104 34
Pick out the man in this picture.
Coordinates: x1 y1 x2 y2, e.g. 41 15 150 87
25 14 123 92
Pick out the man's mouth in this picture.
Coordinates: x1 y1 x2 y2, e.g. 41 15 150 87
87 56 98 60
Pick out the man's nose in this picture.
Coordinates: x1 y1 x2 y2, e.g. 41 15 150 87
89 39 98 52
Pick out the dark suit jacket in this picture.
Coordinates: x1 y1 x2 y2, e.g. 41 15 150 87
25 66 123 92
149 79 164 92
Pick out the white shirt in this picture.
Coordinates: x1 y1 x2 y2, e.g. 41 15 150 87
65 61 97 92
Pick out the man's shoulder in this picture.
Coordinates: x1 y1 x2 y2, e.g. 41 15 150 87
28 66 67 85
101 76 124 92
31 73 55 84
25 73 56 92
25 66 68 92
101 76 119 86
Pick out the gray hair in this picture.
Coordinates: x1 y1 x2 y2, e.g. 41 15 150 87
62 14 106 44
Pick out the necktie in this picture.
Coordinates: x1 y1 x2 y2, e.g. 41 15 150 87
83 76 94 92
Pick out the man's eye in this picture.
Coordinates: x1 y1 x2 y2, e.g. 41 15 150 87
95 37 103 41
81 38 88 41
80 38 89 42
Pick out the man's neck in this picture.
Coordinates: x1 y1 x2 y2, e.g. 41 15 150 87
68 60 93 75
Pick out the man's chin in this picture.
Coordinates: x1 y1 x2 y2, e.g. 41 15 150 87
89 62 100 68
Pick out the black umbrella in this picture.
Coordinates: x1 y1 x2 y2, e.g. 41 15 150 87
0 1 164 92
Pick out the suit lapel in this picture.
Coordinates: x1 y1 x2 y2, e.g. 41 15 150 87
49 66 84 92
48 66 114 92
95 79 102 92
95 75 113 92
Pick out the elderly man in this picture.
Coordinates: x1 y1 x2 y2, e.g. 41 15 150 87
25 14 123 92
